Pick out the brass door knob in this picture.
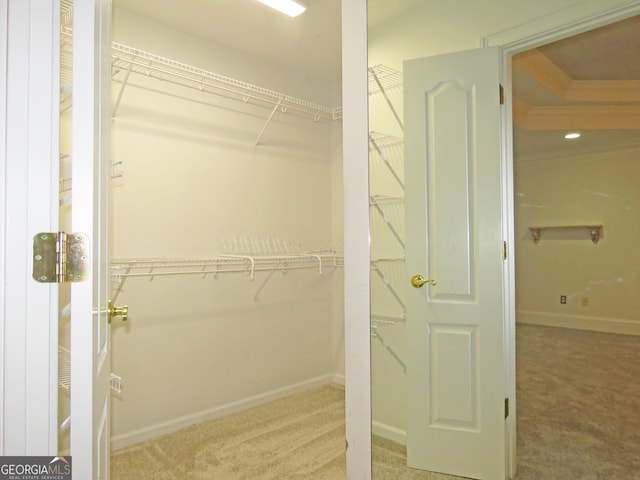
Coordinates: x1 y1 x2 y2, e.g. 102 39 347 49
108 299 128 323
411 274 436 288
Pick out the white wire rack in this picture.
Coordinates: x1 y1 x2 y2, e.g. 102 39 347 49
111 238 343 302
110 43 342 123
58 346 122 433
60 28 341 144
60 27 73 111
368 65 403 95
58 346 71 391
58 346 123 394
369 64 404 131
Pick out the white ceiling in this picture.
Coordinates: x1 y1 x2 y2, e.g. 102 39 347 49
113 0 343 81
111 1 640 158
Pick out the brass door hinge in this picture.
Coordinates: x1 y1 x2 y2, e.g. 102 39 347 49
505 397 510 419
502 241 508 260
500 84 505 105
33 232 89 283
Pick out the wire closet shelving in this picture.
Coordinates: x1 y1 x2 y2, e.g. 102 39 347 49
111 237 344 302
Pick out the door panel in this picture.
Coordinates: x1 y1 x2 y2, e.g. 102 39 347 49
404 47 506 480
69 0 112 478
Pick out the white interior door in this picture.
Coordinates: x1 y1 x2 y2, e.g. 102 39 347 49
404 47 508 479
69 0 112 478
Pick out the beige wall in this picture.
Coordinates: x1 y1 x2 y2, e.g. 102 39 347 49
109 8 344 449
515 147 640 334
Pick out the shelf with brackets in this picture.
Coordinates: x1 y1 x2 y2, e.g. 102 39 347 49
111 238 343 302
60 25 341 147
528 225 604 244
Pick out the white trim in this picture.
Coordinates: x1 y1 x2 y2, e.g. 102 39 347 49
482 0 640 48
493 5 640 477
332 373 346 386
517 310 640 336
1 0 59 455
342 1 372 479
372 421 407 446
515 142 640 169
111 375 341 450
0 0 8 454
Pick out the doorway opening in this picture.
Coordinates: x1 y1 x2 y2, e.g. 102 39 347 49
511 14 640 478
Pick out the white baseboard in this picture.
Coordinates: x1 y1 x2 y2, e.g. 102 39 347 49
517 310 640 336
111 373 340 451
332 373 345 386
371 420 406 446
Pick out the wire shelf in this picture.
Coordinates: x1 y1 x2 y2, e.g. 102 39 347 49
368 64 403 95
110 43 342 121
58 346 71 391
60 29 341 141
369 131 403 148
111 253 343 279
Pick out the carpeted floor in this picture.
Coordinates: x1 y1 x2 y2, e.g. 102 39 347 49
514 324 640 479
112 324 640 479
111 384 346 480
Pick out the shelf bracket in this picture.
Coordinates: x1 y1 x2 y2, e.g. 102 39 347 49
301 253 323 275
219 255 256 279
368 134 405 191
252 262 288 301
112 62 133 119
371 325 406 372
371 200 405 249
371 260 406 311
255 97 283 147
369 67 403 132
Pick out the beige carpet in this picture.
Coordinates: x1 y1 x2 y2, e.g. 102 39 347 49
112 325 640 479
514 324 640 479
111 384 346 479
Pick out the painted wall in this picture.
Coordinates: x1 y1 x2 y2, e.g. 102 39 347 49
109 8 344 449
515 147 640 334
362 0 635 448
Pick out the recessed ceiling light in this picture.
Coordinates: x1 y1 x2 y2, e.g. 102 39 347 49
564 132 581 139
256 0 306 17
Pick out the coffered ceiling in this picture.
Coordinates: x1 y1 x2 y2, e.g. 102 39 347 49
512 15 640 158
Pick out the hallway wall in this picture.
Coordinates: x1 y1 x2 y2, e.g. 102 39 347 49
515 146 640 334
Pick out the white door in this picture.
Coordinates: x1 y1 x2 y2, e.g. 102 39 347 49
404 47 508 479
69 0 112 478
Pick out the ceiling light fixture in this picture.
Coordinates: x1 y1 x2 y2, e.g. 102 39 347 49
564 132 581 139
256 0 306 17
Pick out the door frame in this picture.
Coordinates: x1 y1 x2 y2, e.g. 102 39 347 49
0 0 60 455
484 2 640 476
341 1 640 479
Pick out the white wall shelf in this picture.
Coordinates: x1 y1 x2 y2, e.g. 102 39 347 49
369 66 406 377
109 42 342 122
528 225 604 244
111 251 343 302
60 28 341 146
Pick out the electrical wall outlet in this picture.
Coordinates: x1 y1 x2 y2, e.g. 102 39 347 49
560 295 567 304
